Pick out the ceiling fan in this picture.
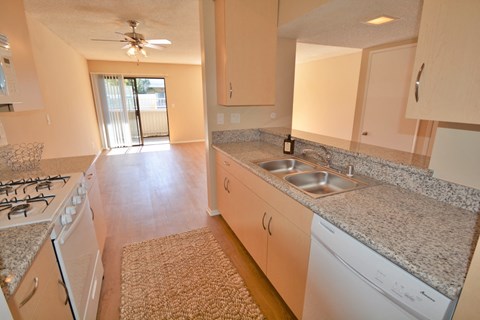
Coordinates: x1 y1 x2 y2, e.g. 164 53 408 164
92 20 171 59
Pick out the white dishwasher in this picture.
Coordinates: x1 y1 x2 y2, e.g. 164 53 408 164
303 215 456 320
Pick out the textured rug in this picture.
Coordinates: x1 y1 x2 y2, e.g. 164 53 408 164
120 228 265 319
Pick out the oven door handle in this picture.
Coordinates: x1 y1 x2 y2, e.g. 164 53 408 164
59 198 89 245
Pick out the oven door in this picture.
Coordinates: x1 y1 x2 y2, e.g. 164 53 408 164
53 197 103 320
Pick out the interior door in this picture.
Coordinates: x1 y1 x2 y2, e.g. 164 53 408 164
359 44 419 152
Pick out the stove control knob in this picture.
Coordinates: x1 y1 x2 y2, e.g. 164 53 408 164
78 186 87 195
65 206 76 215
72 195 82 205
61 214 73 226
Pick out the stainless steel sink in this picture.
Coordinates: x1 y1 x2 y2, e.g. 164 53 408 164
255 158 316 176
255 157 369 198
284 171 366 198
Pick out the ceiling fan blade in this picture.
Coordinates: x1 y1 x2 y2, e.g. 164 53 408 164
147 39 172 45
144 43 165 50
91 38 128 42
115 32 136 42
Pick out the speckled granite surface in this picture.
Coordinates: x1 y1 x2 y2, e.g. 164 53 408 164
212 140 480 300
0 222 53 298
213 128 480 213
0 155 96 298
0 155 96 180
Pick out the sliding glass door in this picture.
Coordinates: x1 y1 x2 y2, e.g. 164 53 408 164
91 74 142 148
91 74 168 149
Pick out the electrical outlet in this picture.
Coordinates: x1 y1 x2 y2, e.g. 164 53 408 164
217 113 224 125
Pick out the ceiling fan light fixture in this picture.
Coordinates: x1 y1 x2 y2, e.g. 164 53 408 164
126 46 137 57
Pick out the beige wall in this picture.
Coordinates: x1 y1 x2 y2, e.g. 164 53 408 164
0 14 101 159
292 52 362 140
200 0 296 214
429 123 480 189
87 61 204 144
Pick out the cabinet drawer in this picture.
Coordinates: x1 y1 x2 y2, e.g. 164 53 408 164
9 241 71 320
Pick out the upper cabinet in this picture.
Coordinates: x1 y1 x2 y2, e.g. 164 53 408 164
215 0 277 106
405 0 480 124
0 0 44 111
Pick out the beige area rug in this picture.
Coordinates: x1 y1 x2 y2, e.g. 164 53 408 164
121 228 265 319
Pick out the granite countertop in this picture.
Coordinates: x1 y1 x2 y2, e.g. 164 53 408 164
0 155 96 180
213 141 480 300
0 155 96 299
0 223 53 298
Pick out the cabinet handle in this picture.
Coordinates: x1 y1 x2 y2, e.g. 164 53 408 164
261 212 267 230
87 173 94 180
229 82 233 99
19 277 39 308
223 177 227 191
223 160 230 167
415 63 425 102
267 217 273 236
58 279 69 305
91 206 95 220
226 179 230 194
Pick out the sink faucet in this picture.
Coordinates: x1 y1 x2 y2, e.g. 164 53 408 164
302 147 332 167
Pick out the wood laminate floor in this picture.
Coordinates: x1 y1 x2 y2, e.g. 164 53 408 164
95 142 295 319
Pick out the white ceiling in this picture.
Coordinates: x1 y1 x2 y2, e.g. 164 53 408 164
23 0 202 65
23 0 422 65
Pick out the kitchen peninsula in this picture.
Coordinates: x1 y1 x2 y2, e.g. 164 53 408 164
212 127 480 311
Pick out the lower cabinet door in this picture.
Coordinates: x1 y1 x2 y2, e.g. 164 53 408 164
9 241 73 320
235 184 269 273
266 209 311 319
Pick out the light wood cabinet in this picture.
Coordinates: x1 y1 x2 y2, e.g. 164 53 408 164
215 151 312 318
86 164 107 254
214 0 277 106
405 0 480 124
0 0 44 111
8 241 72 320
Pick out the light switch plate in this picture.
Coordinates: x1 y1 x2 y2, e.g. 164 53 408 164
0 120 7 146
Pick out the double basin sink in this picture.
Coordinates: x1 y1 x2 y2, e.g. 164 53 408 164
255 157 368 198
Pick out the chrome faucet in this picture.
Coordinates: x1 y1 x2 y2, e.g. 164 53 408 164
302 147 332 167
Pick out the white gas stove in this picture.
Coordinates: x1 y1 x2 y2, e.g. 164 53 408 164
0 171 103 319
0 172 84 229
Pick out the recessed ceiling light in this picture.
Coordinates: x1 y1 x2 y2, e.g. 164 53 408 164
364 15 399 25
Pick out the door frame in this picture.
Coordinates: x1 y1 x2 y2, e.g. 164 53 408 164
352 40 435 155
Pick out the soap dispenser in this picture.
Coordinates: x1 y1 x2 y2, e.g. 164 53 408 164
283 134 295 154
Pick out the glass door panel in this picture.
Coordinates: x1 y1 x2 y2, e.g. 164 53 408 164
124 78 143 146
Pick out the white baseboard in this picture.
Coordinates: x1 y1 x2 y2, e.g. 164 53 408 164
206 207 220 216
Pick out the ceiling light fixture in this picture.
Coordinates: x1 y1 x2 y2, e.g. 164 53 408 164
364 15 399 25
126 44 147 58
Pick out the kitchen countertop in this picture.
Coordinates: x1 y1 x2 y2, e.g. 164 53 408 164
0 155 96 180
0 154 96 298
213 141 480 300
0 222 53 298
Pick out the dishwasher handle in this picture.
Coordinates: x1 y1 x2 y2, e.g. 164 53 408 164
313 235 428 320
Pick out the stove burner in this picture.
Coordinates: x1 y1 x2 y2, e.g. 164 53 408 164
7 203 31 220
36 181 52 191
0 185 13 196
